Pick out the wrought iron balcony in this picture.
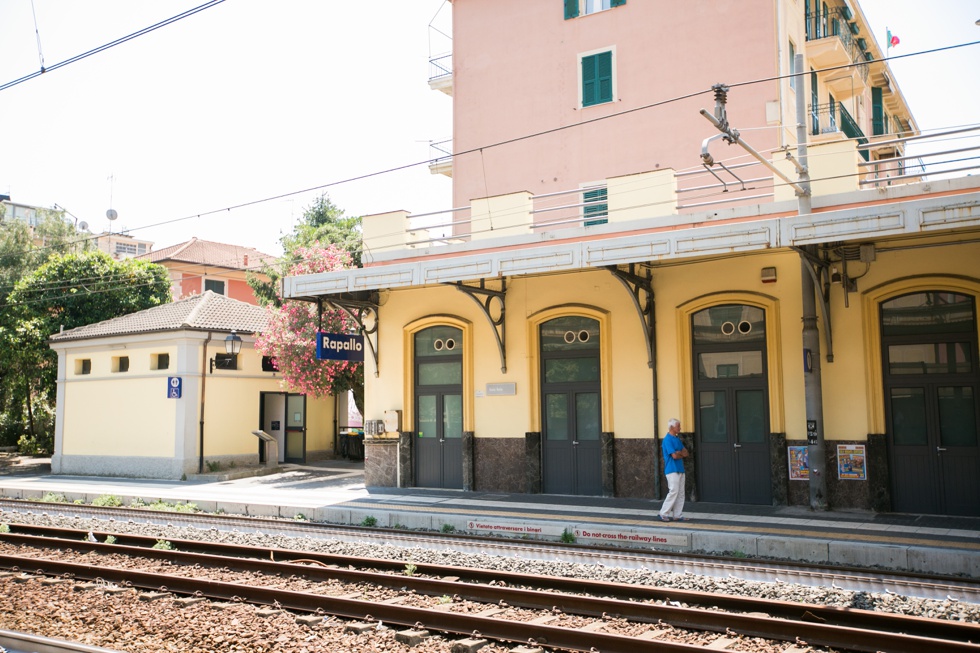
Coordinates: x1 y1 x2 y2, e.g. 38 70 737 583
805 8 869 84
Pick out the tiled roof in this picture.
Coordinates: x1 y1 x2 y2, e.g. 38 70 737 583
140 237 278 270
48 291 269 343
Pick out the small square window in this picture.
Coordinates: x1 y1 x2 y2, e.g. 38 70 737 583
262 356 278 372
75 359 92 375
213 353 237 371
113 356 130 373
153 353 170 370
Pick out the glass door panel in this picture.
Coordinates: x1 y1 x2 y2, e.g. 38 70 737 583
545 394 570 441
939 387 977 447
890 388 927 446
699 391 728 443
736 390 765 443
575 392 600 441
443 394 463 439
286 395 304 427
417 395 437 439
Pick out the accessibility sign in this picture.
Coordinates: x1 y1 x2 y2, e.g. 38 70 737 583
316 332 365 362
167 377 182 399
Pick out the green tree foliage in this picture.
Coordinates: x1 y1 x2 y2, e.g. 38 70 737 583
247 194 365 415
0 250 171 449
247 194 362 307
0 209 90 448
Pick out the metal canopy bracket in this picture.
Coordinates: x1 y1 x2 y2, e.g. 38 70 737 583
452 279 507 373
321 293 381 377
607 264 655 368
793 247 835 363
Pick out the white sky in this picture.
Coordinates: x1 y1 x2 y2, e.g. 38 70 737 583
0 1 977 258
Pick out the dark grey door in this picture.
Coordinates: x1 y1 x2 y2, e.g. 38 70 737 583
284 393 306 464
541 316 602 496
414 326 463 489
693 305 771 505
882 292 980 516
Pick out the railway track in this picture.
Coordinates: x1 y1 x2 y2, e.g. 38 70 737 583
1 523 978 652
3 498 979 604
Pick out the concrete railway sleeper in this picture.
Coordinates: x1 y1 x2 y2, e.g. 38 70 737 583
0 529 978 652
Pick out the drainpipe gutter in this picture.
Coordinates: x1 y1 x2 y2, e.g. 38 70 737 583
199 332 212 475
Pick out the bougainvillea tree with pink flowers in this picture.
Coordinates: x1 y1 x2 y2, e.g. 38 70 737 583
254 244 363 413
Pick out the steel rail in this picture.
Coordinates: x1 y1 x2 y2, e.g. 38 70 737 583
3 500 979 601
2 530 979 652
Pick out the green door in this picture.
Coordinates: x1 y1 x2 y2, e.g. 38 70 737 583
882 292 980 515
541 316 602 496
693 305 771 504
414 326 464 489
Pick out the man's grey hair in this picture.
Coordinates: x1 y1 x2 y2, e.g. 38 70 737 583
668 418 680 429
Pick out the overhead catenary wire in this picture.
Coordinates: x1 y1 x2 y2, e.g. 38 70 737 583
0 0 226 93
3 40 978 298
9 39 979 257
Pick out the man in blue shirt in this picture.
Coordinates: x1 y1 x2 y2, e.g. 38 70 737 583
659 418 689 522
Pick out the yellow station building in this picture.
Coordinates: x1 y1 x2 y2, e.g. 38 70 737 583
286 0 980 515
49 291 337 479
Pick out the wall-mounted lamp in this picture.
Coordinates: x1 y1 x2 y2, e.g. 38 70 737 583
761 267 777 284
210 331 243 373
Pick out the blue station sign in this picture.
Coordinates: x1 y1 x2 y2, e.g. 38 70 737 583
167 377 182 399
316 332 365 362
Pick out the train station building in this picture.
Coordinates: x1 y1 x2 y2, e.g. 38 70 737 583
283 0 980 515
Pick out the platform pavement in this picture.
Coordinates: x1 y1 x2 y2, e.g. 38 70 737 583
0 459 978 578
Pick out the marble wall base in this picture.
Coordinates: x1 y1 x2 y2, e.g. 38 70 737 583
867 434 889 512
525 432 542 494
614 438 656 499
364 438 398 488
785 439 875 511
601 432 615 497
474 437 524 493
770 433 788 506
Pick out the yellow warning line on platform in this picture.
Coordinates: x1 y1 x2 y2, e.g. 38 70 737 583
341 501 980 552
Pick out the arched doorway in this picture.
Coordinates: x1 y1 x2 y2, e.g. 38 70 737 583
881 291 980 515
692 304 771 504
540 315 602 495
413 325 464 489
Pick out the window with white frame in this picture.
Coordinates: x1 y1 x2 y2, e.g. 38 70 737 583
564 0 625 19
580 49 614 107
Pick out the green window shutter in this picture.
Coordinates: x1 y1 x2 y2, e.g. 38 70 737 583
611 0 626 6
596 51 612 103
872 87 885 135
564 0 579 19
582 51 613 106
582 54 597 105
810 69 819 135
583 188 608 227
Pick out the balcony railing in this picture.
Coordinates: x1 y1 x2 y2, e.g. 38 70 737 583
429 53 452 82
805 8 870 83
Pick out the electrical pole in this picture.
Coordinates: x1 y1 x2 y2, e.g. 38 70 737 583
795 53 828 510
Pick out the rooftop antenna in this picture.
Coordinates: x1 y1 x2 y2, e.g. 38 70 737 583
106 173 117 233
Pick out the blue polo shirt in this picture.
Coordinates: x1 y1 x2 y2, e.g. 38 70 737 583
662 433 686 475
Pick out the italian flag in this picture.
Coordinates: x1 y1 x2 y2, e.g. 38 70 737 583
887 28 900 52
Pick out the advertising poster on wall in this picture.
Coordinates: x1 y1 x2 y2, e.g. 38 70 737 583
837 444 867 481
788 445 809 480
